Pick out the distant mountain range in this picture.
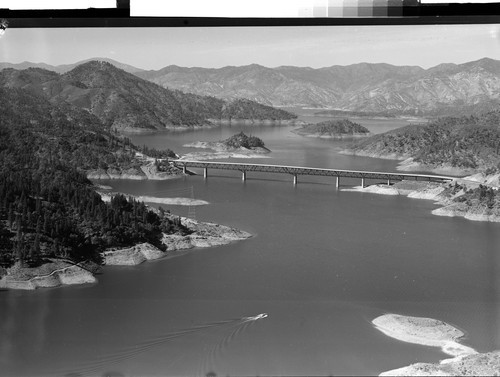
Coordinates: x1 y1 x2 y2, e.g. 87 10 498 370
0 57 144 74
134 58 500 116
3 57 500 117
0 61 296 132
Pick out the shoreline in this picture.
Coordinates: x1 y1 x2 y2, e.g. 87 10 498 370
343 179 500 223
339 150 476 177
97 191 210 206
0 261 97 290
373 313 499 376
103 216 252 266
0 217 251 290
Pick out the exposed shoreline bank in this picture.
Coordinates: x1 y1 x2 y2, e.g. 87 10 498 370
339 150 477 177
342 179 500 223
97 191 209 206
0 260 97 290
86 160 185 181
373 313 499 376
102 216 252 266
0 217 251 290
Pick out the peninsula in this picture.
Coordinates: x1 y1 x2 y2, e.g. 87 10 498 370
343 110 500 176
0 85 252 290
293 119 370 139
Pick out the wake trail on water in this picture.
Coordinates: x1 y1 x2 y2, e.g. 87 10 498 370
60 314 267 377
197 314 267 377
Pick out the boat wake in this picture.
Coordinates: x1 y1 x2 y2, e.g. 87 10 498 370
60 314 268 377
197 314 268 377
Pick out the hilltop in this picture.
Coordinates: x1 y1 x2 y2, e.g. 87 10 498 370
293 119 370 139
0 61 297 132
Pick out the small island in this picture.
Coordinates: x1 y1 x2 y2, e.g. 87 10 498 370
183 132 271 160
292 119 371 139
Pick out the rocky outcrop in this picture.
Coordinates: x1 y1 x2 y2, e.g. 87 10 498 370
380 352 500 376
102 243 166 266
432 202 500 222
103 218 251 265
162 217 252 250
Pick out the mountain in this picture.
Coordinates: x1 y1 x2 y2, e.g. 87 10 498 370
0 61 296 132
0 58 144 74
135 58 500 116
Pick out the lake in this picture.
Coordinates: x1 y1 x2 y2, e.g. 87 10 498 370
0 113 498 376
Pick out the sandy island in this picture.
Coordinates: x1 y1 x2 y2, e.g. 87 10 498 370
373 313 499 376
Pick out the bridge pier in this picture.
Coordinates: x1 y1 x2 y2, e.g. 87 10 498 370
387 178 391 186
293 175 298 185
203 167 208 179
242 171 246 181
336 176 340 189
182 166 187 174
361 177 366 188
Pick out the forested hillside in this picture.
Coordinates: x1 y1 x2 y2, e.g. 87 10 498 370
0 87 188 268
348 111 500 172
0 61 297 132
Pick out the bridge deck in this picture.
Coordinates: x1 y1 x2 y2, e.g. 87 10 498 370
172 160 455 183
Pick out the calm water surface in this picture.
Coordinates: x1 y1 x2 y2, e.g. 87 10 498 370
1 114 498 376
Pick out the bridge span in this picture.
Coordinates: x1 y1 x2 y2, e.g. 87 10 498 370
172 160 455 188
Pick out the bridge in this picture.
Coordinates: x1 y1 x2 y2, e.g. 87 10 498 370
172 160 455 188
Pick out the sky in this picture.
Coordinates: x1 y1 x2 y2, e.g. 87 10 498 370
1 24 500 70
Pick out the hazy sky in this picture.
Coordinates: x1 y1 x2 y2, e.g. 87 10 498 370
1 24 500 70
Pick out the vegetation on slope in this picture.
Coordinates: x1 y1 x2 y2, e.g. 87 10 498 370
295 119 370 137
0 62 297 131
0 87 188 269
349 111 500 171
222 132 266 149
